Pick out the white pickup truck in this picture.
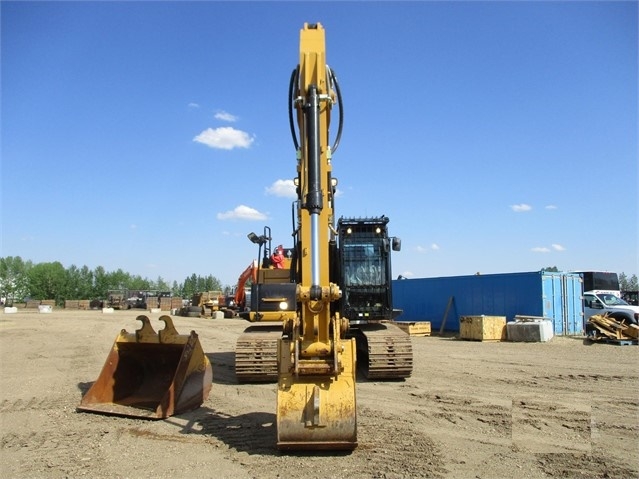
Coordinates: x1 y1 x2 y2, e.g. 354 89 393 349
583 291 639 325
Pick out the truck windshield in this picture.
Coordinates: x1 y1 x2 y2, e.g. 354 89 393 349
596 294 630 306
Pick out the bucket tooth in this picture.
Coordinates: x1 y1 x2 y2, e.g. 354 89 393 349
77 315 212 419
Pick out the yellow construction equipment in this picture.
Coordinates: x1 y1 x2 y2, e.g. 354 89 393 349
78 315 212 419
235 227 297 383
276 23 357 450
78 24 405 452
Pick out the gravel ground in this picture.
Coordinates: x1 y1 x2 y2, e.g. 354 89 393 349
1 309 637 478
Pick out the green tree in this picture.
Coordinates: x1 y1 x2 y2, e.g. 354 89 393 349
3 257 228 304
92 266 109 299
0 256 32 304
182 274 198 299
65 264 82 300
619 272 638 291
27 262 67 304
77 265 94 299
108 269 130 290
128 274 151 291
541 266 559 272
155 276 170 292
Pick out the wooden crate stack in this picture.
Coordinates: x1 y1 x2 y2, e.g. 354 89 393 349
146 296 159 309
170 297 183 310
65 300 80 310
159 297 172 311
64 300 92 310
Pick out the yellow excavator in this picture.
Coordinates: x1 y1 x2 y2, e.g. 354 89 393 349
242 23 411 449
78 23 407 451
276 22 358 450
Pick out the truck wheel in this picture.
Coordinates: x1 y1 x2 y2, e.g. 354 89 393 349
610 313 637 326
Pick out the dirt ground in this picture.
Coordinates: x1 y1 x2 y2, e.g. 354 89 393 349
1 309 637 479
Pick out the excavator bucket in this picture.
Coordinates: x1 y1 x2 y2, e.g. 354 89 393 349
276 337 357 450
78 315 212 419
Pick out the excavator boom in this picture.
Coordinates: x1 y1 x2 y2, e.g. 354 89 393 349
276 23 357 451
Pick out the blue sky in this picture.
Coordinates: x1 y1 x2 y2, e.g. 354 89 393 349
2 1 637 287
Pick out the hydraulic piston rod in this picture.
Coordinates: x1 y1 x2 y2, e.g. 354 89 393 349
303 84 323 299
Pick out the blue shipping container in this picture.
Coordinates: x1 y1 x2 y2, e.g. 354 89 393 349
392 271 583 335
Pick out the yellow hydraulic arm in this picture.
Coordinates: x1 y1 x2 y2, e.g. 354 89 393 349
276 23 357 451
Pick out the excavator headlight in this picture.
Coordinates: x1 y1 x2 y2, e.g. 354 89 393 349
375 227 381 234
331 177 338 187
279 301 289 311
346 227 352 235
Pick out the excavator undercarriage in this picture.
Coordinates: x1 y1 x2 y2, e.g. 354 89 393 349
349 324 413 380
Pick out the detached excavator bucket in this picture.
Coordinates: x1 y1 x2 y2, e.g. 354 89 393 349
78 315 212 419
276 338 357 450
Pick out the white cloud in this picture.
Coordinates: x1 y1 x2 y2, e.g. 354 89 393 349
552 244 566 251
511 203 532 212
217 205 267 221
265 179 342 198
194 127 254 150
188 102 200 109
531 247 550 253
545 205 558 210
416 244 439 253
266 179 296 198
214 110 238 122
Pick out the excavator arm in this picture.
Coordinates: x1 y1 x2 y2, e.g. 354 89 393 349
276 23 357 451
234 260 258 310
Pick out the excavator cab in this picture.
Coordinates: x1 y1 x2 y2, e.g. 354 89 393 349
78 315 212 419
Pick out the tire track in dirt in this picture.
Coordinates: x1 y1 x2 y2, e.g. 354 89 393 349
1 424 110 478
181 405 446 479
536 452 639 478
410 392 512 446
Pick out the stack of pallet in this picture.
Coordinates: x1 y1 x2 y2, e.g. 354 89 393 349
65 300 80 310
588 314 639 343
159 297 172 311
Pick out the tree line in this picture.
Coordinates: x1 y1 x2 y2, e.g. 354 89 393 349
2 257 636 307
0 256 224 306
